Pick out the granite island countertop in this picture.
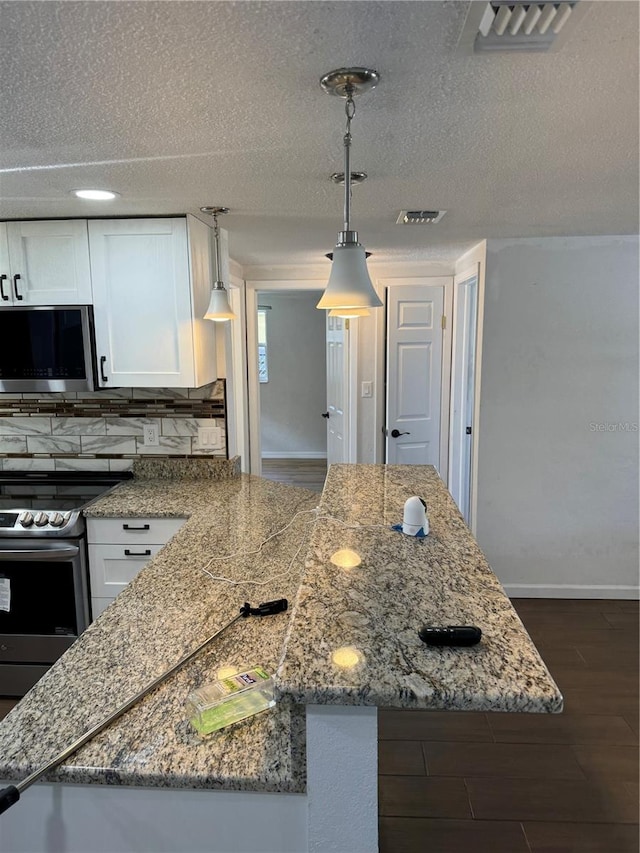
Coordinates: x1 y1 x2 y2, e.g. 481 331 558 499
0 463 562 796
0 472 319 793
278 464 563 714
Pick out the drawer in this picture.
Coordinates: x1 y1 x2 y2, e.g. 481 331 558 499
87 517 185 545
88 542 164 598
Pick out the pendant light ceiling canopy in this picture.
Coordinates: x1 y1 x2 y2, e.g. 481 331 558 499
200 206 236 322
317 67 383 313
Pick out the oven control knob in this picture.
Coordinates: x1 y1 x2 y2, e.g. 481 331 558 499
49 513 65 528
34 512 49 527
19 511 34 528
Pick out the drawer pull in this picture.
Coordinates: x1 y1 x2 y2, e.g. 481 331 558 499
122 523 150 531
124 549 151 557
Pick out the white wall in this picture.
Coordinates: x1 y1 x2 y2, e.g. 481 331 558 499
259 292 327 457
476 236 639 598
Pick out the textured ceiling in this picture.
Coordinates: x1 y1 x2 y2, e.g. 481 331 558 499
0 1 638 265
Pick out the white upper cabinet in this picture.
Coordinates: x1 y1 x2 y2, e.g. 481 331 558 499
0 220 92 305
89 216 217 388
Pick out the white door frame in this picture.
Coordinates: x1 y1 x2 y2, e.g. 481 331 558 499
223 272 249 470
449 263 478 526
244 279 359 476
375 276 454 478
450 261 485 534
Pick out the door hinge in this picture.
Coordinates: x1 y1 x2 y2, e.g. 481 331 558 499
441 314 446 330
466 426 472 435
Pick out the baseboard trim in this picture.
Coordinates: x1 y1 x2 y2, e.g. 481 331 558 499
504 584 640 600
261 452 327 460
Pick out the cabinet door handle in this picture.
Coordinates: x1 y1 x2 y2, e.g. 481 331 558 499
0 275 8 301
100 356 108 383
12 274 23 301
122 523 150 531
124 549 151 557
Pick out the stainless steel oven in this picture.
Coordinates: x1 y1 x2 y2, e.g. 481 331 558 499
0 538 90 696
0 305 96 392
0 471 132 696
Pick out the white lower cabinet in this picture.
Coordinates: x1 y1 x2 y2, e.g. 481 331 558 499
87 517 186 620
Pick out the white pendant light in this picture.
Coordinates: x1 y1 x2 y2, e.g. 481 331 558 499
200 206 236 322
317 68 382 312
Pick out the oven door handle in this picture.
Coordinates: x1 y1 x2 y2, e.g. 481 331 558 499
0 545 80 561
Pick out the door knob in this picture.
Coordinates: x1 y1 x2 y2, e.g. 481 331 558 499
391 429 410 438
322 411 330 419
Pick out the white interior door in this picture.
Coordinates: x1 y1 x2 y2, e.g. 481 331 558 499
449 266 479 523
386 282 449 468
325 314 349 465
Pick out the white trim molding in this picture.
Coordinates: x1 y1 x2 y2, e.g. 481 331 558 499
504 584 640 600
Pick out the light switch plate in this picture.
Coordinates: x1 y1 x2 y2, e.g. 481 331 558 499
361 381 373 398
197 426 221 448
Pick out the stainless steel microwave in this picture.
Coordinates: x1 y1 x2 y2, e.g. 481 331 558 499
0 305 97 392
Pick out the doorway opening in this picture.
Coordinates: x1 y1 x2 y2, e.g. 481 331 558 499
249 288 328 491
245 278 359 482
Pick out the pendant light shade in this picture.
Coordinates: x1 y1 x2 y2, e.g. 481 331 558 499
317 241 382 310
200 205 236 323
204 284 235 322
328 306 371 318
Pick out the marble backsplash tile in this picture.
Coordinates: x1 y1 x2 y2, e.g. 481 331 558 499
0 381 227 471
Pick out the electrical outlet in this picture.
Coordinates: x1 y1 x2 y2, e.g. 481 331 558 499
143 423 159 446
361 381 373 398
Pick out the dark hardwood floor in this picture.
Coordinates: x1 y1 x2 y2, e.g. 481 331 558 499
380 598 639 853
260 458 327 493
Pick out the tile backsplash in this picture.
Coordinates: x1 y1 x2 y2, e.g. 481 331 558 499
0 382 227 472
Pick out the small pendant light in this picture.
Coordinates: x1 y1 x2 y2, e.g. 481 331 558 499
317 68 382 312
200 206 236 322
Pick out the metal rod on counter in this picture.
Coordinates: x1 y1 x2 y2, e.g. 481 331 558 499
0 598 288 815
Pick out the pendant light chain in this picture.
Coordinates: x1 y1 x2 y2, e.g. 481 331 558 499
212 211 223 285
343 87 356 233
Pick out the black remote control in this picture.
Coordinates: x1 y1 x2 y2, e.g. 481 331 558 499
418 626 482 646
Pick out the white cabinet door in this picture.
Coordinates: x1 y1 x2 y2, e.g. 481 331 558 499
0 224 11 305
89 218 198 388
5 220 92 304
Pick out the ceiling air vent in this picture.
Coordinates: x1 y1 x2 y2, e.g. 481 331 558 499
397 210 446 225
458 1 588 54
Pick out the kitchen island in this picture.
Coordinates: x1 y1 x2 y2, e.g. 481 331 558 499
0 463 561 853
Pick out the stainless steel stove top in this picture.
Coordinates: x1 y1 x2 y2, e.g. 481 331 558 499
0 471 132 537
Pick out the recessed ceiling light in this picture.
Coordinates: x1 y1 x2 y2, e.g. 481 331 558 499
71 189 119 200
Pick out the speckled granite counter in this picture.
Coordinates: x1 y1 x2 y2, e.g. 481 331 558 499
0 463 561 799
278 464 562 713
0 474 319 793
